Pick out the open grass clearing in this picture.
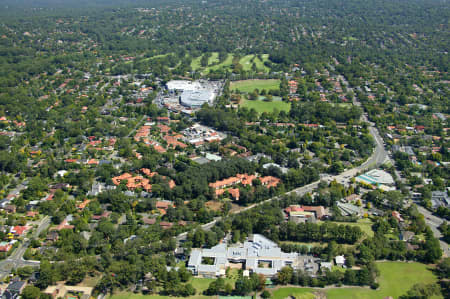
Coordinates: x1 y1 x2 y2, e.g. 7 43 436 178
207 52 220 65
239 54 270 72
271 287 316 299
326 218 375 237
109 262 440 299
326 261 441 299
205 200 223 212
190 55 203 71
253 54 270 72
240 98 291 114
230 79 280 93
239 54 255 71
78 274 102 288
109 293 211 299
109 278 215 299
206 54 234 72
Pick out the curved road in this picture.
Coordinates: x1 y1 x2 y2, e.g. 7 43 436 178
177 120 388 242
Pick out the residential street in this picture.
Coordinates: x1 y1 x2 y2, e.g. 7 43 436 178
417 206 449 257
0 216 50 280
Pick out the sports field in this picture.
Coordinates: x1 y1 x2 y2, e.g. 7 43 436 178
326 261 441 299
230 79 280 93
271 287 316 299
109 262 440 299
241 98 291 114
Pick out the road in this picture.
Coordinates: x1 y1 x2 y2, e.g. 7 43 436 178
0 216 50 280
176 119 388 243
417 206 449 257
126 115 148 138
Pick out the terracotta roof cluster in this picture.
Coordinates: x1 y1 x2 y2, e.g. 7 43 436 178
285 205 326 219
164 135 187 149
112 173 152 191
11 226 31 236
210 174 280 190
141 168 157 177
157 124 171 134
237 173 257 185
259 176 281 188
77 199 90 210
301 206 326 219
285 206 304 213
157 116 170 123
55 219 74 231
135 125 151 141
0 243 12 252
209 176 241 189
87 159 99 165
211 174 281 201
215 188 240 200
160 221 173 229
64 159 78 163
92 211 111 221
112 169 176 192
392 211 404 222
156 201 172 209
141 168 176 189
89 140 101 147
26 211 39 217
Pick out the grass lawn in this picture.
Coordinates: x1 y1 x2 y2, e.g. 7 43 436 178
78 274 102 288
141 53 171 63
110 262 439 299
109 278 214 299
109 273 238 299
326 261 441 299
331 103 353 108
241 98 291 114
271 287 316 299
231 79 280 93
190 55 203 71
191 53 272 73
110 293 211 299
239 54 255 71
239 54 271 72
207 52 220 65
253 54 270 72
327 218 375 237
190 277 215 293
206 54 233 72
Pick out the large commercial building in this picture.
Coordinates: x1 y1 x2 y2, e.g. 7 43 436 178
187 234 315 278
167 80 203 92
166 80 219 108
356 169 395 191
180 89 215 108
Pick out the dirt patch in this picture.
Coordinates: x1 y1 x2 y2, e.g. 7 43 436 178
205 200 223 211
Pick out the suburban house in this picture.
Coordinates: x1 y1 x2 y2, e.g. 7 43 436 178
284 206 316 223
4 280 27 298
